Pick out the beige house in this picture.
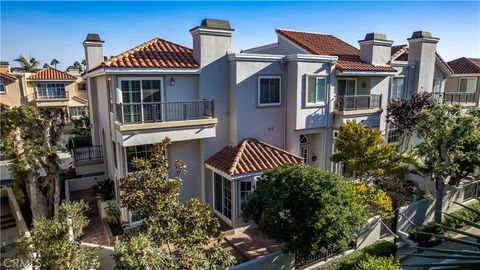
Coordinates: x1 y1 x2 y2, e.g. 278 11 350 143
445 57 480 107
0 62 26 110
79 19 457 229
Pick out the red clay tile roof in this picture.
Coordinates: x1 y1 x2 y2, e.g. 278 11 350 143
448 57 480 74
276 29 396 72
92 38 199 72
0 70 17 81
390 44 453 73
28 67 77 81
206 138 303 176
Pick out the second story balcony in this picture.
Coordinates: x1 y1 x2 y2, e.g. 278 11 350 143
433 92 477 106
114 100 218 141
334 94 382 114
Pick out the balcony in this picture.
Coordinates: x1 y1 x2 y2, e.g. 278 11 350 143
34 90 69 107
72 145 103 162
433 92 477 106
114 100 217 145
334 94 382 115
36 91 68 100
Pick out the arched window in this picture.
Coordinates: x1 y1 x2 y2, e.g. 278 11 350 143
300 135 309 144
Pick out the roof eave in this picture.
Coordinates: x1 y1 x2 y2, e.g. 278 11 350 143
336 69 397 76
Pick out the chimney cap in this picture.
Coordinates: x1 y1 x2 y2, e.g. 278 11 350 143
67 65 80 70
200 18 233 30
84 33 104 43
0 61 9 65
364 32 388 41
411 31 433 39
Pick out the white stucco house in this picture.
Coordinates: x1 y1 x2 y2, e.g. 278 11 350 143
78 18 462 228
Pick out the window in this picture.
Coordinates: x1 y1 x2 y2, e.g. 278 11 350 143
387 122 402 144
112 141 117 170
79 82 87 91
391 77 405 99
120 79 162 123
125 144 152 172
239 178 257 213
0 80 5 93
36 83 66 99
258 76 281 106
307 76 327 104
337 79 356 96
432 78 442 94
459 78 477 93
214 173 232 220
69 107 83 117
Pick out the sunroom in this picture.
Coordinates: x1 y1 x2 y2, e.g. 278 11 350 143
205 138 303 229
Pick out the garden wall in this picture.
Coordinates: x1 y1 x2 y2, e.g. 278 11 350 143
64 175 105 202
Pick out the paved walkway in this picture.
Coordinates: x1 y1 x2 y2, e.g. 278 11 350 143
400 226 480 269
70 188 113 246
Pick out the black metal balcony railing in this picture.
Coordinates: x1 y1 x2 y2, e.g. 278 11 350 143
433 92 476 105
334 94 382 111
36 91 68 100
115 100 215 124
73 145 103 162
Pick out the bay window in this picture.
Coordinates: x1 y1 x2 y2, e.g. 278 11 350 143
214 173 232 220
258 76 281 106
36 83 67 99
239 178 257 213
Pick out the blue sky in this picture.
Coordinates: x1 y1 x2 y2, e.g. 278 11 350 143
1 1 479 70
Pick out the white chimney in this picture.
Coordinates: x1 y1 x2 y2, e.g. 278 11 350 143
83 33 104 71
190 19 234 67
66 65 81 76
407 31 439 92
358 33 393 66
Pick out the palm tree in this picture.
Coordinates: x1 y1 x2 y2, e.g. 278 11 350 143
14 55 39 72
50 59 60 69
43 63 50 68
404 197 480 269
73 61 82 72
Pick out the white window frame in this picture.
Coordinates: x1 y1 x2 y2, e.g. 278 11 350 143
458 77 477 93
69 107 83 117
118 77 164 122
337 78 357 96
391 76 406 99
35 82 67 99
257 75 281 107
238 176 259 214
306 75 327 106
212 172 233 224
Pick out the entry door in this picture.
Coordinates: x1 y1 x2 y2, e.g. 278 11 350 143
338 79 356 96
301 145 310 165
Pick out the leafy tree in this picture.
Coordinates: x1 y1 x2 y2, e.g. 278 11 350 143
113 138 235 269
18 201 100 270
14 55 40 72
71 107 91 137
331 121 410 181
50 59 60 69
350 183 393 219
243 164 367 256
0 106 65 220
387 92 435 152
416 104 480 223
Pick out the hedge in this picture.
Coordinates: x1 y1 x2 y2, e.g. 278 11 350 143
321 240 397 270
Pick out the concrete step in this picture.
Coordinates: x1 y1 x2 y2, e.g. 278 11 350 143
1 214 16 230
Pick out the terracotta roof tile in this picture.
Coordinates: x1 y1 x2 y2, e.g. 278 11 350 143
92 38 199 72
0 70 17 81
448 57 480 74
206 138 303 176
276 29 396 72
28 67 77 81
390 45 453 73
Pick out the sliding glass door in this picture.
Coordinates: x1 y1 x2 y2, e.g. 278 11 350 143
120 79 162 123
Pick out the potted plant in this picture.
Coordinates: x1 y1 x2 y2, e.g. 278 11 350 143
94 178 116 219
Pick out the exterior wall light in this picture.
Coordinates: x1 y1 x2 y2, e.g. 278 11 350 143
170 77 175 86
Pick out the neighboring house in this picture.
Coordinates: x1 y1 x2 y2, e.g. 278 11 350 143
0 62 89 118
24 67 89 118
80 18 454 228
445 57 480 106
0 62 27 110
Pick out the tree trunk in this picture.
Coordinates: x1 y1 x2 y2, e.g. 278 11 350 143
434 176 446 224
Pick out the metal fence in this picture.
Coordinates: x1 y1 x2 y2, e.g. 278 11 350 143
73 145 103 162
115 100 215 124
295 246 351 269
433 92 476 105
463 181 480 202
334 94 382 111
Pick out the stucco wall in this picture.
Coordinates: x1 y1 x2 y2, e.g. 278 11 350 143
0 77 24 107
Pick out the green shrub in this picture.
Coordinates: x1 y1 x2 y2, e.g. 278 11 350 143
444 202 480 229
408 222 443 247
355 255 400 270
94 179 115 201
322 241 396 270
104 203 121 225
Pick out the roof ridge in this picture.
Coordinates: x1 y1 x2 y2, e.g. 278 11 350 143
105 37 160 65
154 37 193 52
228 138 251 175
276 28 332 36
254 139 304 160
